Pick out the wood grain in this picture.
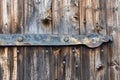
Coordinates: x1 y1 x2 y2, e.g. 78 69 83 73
0 0 120 80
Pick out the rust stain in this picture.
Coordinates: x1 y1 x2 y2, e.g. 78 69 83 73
70 38 81 44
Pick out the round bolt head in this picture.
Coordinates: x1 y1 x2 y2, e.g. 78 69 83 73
64 36 69 42
75 64 78 68
101 49 104 52
45 50 48 53
63 60 66 64
91 38 97 44
17 36 24 42
72 49 75 53
17 50 20 53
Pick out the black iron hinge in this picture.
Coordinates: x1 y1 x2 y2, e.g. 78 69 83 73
0 33 112 48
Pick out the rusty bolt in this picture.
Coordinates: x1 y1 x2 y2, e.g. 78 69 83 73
17 36 24 42
91 38 97 44
101 49 104 52
17 50 20 53
75 64 78 68
63 60 66 64
45 49 48 53
72 48 76 53
64 36 69 42
96 23 99 28
72 49 75 53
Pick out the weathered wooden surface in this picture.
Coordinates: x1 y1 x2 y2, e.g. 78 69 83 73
0 0 120 80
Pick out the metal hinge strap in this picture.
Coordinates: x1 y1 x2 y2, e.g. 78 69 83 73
0 33 112 48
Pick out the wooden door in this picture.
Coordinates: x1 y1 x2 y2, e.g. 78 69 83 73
0 0 120 80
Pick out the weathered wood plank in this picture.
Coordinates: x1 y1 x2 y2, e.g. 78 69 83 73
24 0 52 34
36 47 45 80
93 0 110 80
71 47 81 80
9 47 18 80
3 48 10 80
52 47 59 80
110 0 120 80
17 47 24 80
52 0 80 80
52 0 79 34
106 0 113 80
0 0 3 33
80 0 95 80
79 0 86 34
24 47 37 80
44 47 52 80
81 46 90 80
99 0 107 35
23 0 52 80
2 0 10 34
0 0 120 80
0 0 20 80
89 49 95 80
85 0 94 34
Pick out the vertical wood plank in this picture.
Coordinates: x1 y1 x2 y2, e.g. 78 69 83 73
0 0 20 80
0 0 3 33
106 0 113 80
17 47 24 80
24 47 35 80
89 49 95 80
51 47 59 80
24 0 52 34
80 0 94 80
2 0 10 34
52 0 79 34
52 0 80 80
11 47 17 80
3 48 10 80
93 0 109 80
99 0 107 35
71 47 81 80
44 47 52 80
36 47 45 80
23 0 52 80
79 0 86 34
85 0 94 34
110 0 120 80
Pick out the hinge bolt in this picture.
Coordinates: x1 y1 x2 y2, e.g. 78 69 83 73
92 38 97 44
17 36 24 42
64 36 69 42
